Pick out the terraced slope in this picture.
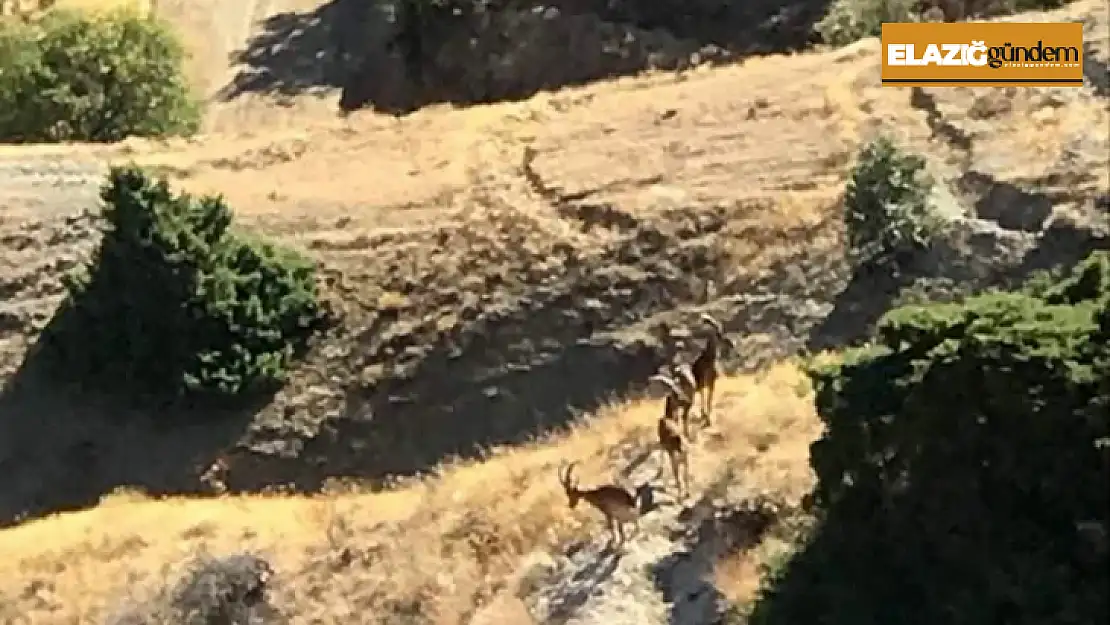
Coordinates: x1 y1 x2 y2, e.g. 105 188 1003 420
0 364 817 625
0 2 1106 622
1 0 1107 524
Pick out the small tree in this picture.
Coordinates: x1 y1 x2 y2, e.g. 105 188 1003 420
843 135 939 276
815 0 1071 47
748 251 1110 625
49 166 328 404
0 9 199 142
814 0 918 47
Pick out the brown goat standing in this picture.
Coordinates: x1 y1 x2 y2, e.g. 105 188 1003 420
648 374 693 498
689 313 734 428
650 363 696 437
557 461 641 547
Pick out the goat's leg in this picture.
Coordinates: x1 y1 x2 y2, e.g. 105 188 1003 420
675 454 686 498
682 455 692 497
703 376 717 426
681 404 696 442
696 387 708 425
669 452 683 497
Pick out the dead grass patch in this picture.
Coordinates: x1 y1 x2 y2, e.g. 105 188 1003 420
0 362 819 625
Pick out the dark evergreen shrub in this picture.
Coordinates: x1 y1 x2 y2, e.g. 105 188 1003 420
749 251 1110 625
49 166 328 404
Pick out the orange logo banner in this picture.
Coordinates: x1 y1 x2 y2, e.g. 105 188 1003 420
881 22 1084 87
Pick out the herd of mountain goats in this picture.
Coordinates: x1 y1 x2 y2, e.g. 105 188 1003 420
557 313 735 548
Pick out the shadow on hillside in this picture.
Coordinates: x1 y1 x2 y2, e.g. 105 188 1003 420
219 0 833 115
597 0 829 53
540 550 623 624
0 198 840 522
1009 221 1110 282
805 222 1110 353
651 467 781 625
744 342 1110 625
245 227 719 490
218 0 377 101
0 301 273 529
1084 41 1109 97
957 170 1054 232
909 86 974 154
805 263 907 353
220 209 851 492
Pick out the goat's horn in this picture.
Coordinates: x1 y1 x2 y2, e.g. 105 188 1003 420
699 313 723 332
564 461 579 486
674 364 696 385
649 374 683 397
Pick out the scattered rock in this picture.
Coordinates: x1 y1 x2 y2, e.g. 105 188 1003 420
967 93 1013 119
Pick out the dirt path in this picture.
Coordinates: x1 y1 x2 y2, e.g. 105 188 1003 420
0 0 1105 576
522 484 737 625
3 0 1104 226
0 3 1106 625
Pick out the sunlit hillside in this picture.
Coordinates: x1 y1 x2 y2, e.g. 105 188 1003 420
0 0 1106 623
0 365 820 625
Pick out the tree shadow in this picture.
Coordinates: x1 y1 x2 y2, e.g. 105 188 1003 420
802 223 1029 355
805 222 1110 354
0 294 281 530
217 0 379 102
218 0 835 115
1007 219 1110 282
599 0 830 54
231 217 729 491
804 262 909 353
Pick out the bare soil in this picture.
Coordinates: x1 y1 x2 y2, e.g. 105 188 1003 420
0 1 1106 623
0 364 820 625
1 0 1107 527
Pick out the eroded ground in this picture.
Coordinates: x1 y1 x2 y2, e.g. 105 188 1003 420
0 0 1107 623
0 364 818 625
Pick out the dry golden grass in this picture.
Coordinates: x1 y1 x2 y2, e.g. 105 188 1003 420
0 0 150 17
0 2 1105 623
44 0 150 12
712 529 800 609
0 363 820 624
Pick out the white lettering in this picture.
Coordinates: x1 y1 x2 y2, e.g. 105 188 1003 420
966 40 988 66
905 44 924 65
941 43 963 65
921 43 943 65
889 40 990 67
887 43 907 65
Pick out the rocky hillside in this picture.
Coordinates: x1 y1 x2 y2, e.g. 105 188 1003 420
0 0 1107 530
0 363 818 625
0 1 1106 623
